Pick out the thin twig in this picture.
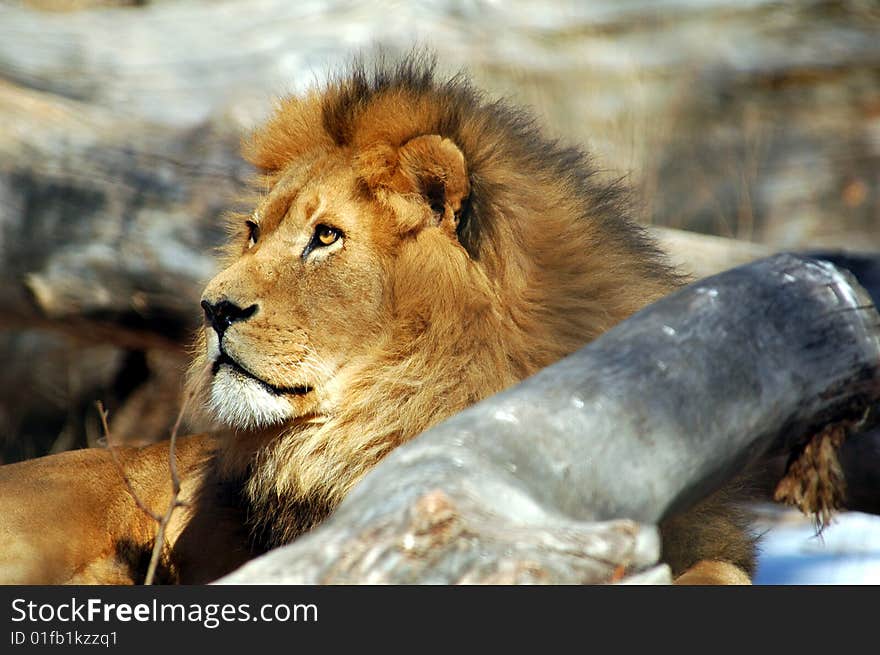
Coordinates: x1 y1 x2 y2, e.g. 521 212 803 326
96 401 161 523
143 389 193 586
96 393 192 585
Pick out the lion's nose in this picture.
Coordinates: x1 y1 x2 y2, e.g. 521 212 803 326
201 299 258 336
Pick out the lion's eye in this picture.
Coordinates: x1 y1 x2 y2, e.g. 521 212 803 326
315 224 341 247
302 224 344 261
246 220 260 247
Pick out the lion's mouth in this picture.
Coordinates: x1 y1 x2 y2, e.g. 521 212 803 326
212 351 313 397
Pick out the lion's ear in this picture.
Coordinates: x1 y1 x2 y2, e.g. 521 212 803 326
360 135 469 230
397 135 469 223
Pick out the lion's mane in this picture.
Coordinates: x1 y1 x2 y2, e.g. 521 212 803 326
193 54 680 549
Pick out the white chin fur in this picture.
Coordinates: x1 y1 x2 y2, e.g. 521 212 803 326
209 367 294 430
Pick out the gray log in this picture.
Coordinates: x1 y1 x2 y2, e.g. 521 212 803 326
806 252 880 309
218 254 880 583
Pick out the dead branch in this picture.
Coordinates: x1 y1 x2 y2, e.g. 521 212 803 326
96 401 161 524
142 390 191 586
97 396 190 585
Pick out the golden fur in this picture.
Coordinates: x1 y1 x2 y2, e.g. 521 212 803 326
0 54 755 584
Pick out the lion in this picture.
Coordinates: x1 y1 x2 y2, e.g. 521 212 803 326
0 55 755 585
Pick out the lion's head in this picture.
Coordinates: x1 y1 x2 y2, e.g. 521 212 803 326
187 55 677 545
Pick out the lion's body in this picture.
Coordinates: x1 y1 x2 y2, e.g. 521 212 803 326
0 55 755 584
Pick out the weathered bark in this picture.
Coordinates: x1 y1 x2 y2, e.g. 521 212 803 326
806 252 880 308
756 251 880 517
218 254 880 583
